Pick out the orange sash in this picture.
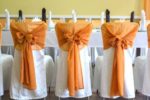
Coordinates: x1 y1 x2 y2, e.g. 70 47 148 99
144 0 150 20
55 22 92 96
147 24 150 48
101 22 139 96
10 21 47 90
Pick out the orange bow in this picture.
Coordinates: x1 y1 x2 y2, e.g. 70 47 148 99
101 22 139 96
10 21 47 90
55 22 92 96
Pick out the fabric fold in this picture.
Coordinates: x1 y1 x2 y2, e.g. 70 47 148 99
147 24 150 48
101 22 139 96
55 22 92 96
144 0 150 20
10 21 47 90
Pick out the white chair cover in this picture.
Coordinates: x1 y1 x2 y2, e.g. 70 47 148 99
141 48 150 96
0 47 13 96
10 49 47 99
99 48 135 98
1 54 13 91
140 48 148 56
44 55 55 90
0 52 3 96
134 56 146 92
93 56 103 92
55 47 92 98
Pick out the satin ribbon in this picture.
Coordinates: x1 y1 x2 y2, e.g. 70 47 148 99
10 21 47 90
55 22 92 96
101 22 139 96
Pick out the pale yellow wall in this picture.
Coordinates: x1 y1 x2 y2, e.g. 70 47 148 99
0 0 143 16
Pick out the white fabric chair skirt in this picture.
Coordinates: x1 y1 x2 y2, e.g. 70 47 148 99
98 48 135 98
93 56 103 92
44 55 55 90
10 49 47 99
134 56 146 93
55 47 92 98
0 54 13 96
141 48 150 96
0 54 3 96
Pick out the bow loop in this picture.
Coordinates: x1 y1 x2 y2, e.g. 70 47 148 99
25 33 33 43
16 32 34 44
64 33 74 43
73 34 82 45
109 35 130 49
109 36 122 47
16 32 37 46
64 33 82 45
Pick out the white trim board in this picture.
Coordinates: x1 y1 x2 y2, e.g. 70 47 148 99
0 14 141 20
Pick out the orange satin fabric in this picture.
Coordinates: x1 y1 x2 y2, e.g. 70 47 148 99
147 24 150 48
10 21 47 90
55 22 92 96
101 22 139 96
144 0 150 20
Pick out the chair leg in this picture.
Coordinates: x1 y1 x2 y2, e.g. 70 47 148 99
146 96 149 100
49 87 51 94
58 97 61 100
102 98 105 100
43 97 46 100
87 96 90 100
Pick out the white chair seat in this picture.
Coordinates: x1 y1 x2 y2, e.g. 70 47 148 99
1 54 13 91
44 55 55 90
93 56 103 92
134 56 146 92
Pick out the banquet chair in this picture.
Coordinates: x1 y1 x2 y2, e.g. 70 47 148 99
44 55 55 92
41 8 56 92
55 21 93 99
133 19 150 94
134 56 146 92
134 24 150 99
0 23 13 98
100 23 138 99
93 9 110 94
93 56 103 92
94 10 139 99
9 20 54 99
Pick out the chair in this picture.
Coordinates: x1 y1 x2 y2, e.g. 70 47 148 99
96 22 139 98
1 54 13 91
93 56 103 92
9 21 50 99
133 25 150 94
136 24 150 97
0 23 13 97
134 56 146 92
44 55 55 91
55 21 92 98
0 54 3 98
